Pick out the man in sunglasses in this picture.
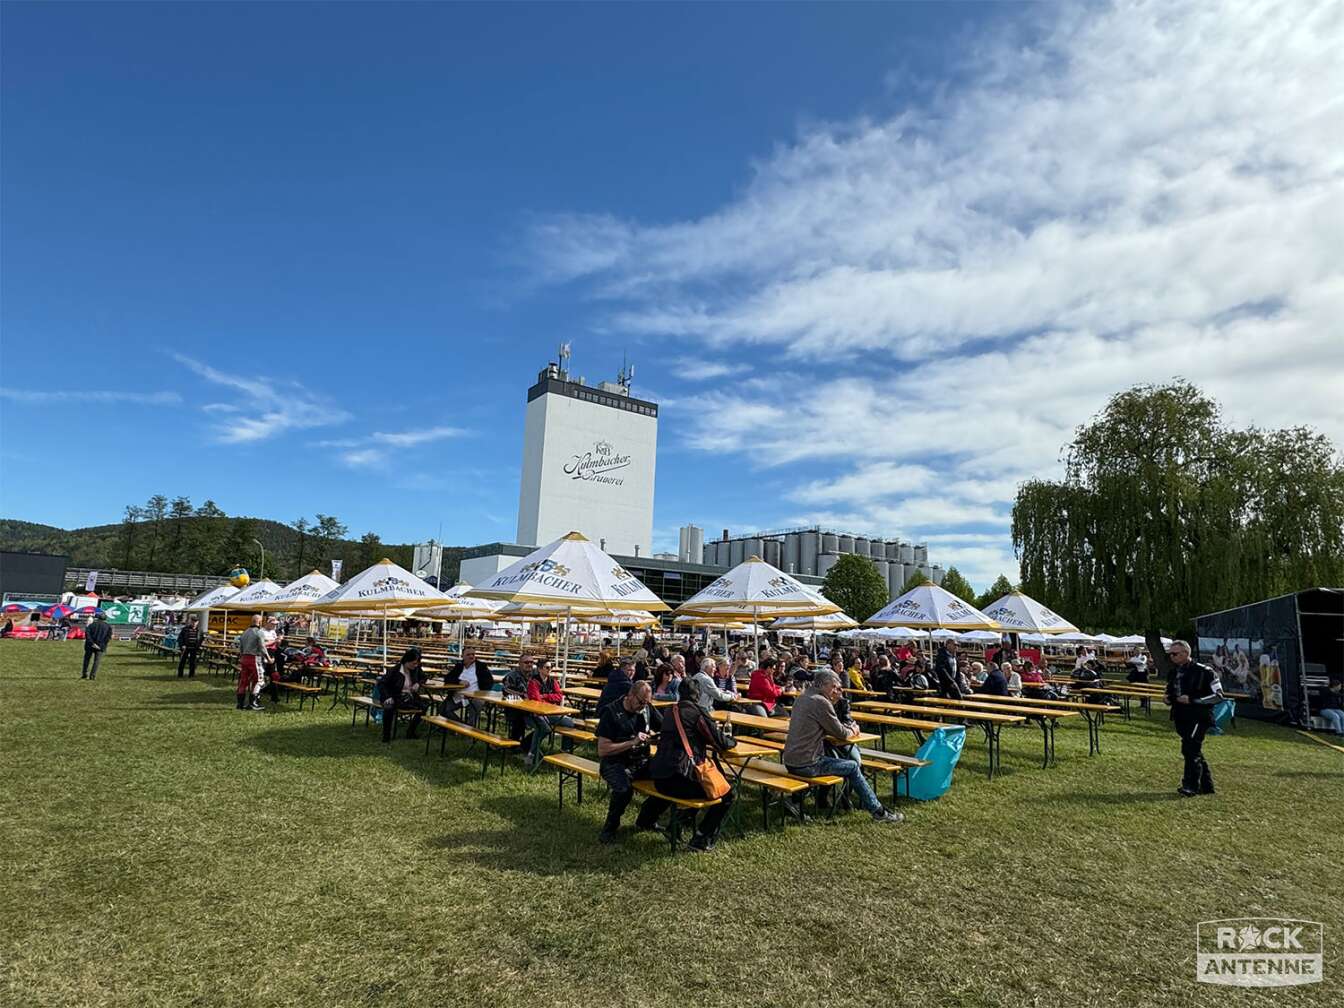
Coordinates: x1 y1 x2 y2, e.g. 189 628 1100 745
1165 640 1223 796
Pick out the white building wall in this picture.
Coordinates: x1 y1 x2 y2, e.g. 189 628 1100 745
516 391 657 555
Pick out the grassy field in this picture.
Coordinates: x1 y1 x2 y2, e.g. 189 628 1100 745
2 640 1339 1008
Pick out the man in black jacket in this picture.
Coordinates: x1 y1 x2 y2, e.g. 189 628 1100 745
934 643 964 698
1165 640 1222 796
445 645 492 723
82 612 113 680
177 616 203 678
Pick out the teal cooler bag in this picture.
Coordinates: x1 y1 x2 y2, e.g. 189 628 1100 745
904 725 966 801
1209 699 1236 735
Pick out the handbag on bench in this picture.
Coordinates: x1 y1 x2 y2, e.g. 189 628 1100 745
672 707 731 799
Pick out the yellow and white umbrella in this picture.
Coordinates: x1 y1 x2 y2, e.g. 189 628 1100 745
182 583 240 645
313 558 452 657
770 612 859 632
218 579 284 610
865 581 999 631
677 555 839 660
253 570 340 612
467 531 669 679
978 589 1079 635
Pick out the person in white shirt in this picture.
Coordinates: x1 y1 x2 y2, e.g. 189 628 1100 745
446 645 494 723
1074 647 1096 670
690 656 737 715
1005 661 1023 697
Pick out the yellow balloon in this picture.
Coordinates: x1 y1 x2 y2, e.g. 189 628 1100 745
228 566 251 589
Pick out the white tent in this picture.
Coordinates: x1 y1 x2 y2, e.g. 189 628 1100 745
256 570 340 611
957 630 1001 642
866 582 999 631
219 579 284 610
978 590 1080 635
1053 631 1100 643
313 559 452 655
676 555 839 661
466 531 668 678
184 584 239 610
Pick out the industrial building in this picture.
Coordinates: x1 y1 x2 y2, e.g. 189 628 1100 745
700 527 943 602
459 353 943 608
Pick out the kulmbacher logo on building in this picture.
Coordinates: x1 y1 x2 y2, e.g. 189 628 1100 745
1196 918 1323 987
563 440 632 485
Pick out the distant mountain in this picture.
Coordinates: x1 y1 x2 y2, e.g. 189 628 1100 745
0 516 471 585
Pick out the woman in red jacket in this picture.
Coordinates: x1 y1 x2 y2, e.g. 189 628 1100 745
746 657 785 717
524 657 574 770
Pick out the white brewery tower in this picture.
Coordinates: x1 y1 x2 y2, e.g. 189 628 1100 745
516 347 658 557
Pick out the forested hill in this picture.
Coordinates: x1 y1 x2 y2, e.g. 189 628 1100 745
0 513 469 585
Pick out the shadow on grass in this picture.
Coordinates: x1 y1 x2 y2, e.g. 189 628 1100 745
424 791 667 877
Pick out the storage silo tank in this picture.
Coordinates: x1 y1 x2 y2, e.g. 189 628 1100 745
916 564 931 582
746 537 764 561
853 536 871 557
888 563 908 597
688 526 704 565
931 565 945 586
820 532 838 554
914 544 929 564
837 534 854 554
784 533 800 574
763 539 782 568
899 542 915 564
885 540 902 560
817 553 840 578
800 531 819 575
729 539 745 566
872 559 889 586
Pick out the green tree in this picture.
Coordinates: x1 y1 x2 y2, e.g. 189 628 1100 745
974 574 1015 611
291 517 310 577
899 570 929 594
1012 380 1344 671
193 500 228 573
822 554 891 622
312 514 348 570
119 505 143 568
143 494 169 568
168 497 193 570
940 566 978 605
357 531 383 569
222 518 257 576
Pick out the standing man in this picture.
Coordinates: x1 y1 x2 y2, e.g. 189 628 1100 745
82 611 112 680
235 615 270 712
177 616 202 678
1165 640 1222 796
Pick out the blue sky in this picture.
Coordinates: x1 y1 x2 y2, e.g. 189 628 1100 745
3 2 1341 589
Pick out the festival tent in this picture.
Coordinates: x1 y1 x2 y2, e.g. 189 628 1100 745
865 582 999 632
956 630 1001 642
466 531 669 678
978 590 1080 636
185 584 240 610
1053 631 1100 643
218 580 284 610
249 571 340 612
313 559 452 656
676 555 839 661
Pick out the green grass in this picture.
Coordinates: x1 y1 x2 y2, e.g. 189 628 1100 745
2 640 1339 1007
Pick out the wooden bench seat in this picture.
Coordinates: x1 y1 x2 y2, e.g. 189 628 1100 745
855 747 931 802
422 715 520 777
275 681 322 712
553 726 596 750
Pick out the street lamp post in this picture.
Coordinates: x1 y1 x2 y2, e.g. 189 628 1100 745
253 539 265 580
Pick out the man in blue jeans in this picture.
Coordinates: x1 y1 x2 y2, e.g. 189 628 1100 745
782 669 902 824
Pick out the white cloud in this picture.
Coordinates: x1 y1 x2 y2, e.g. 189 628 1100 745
173 353 348 443
668 357 751 382
316 426 470 468
530 0 1344 583
1 388 181 405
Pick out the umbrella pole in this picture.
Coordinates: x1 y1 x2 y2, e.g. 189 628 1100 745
753 606 760 665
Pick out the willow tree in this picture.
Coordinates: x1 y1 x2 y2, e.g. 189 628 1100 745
1012 380 1344 671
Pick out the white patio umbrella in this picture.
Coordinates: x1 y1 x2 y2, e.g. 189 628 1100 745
312 558 452 657
978 589 1080 636
677 555 839 662
866 581 999 655
254 570 339 612
218 579 284 610
772 612 859 657
182 583 240 644
466 531 669 681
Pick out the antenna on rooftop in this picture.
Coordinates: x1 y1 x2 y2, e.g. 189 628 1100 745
558 342 572 377
617 350 634 392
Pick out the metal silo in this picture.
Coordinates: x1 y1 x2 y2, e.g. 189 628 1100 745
884 540 901 560
817 553 839 578
931 565 945 586
688 526 704 564
800 531 819 575
853 536 871 557
729 539 745 566
872 559 889 587
763 539 782 568
837 534 854 554
914 544 929 564
784 533 800 574
746 537 764 561
916 564 931 582
899 542 915 564
821 533 838 554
